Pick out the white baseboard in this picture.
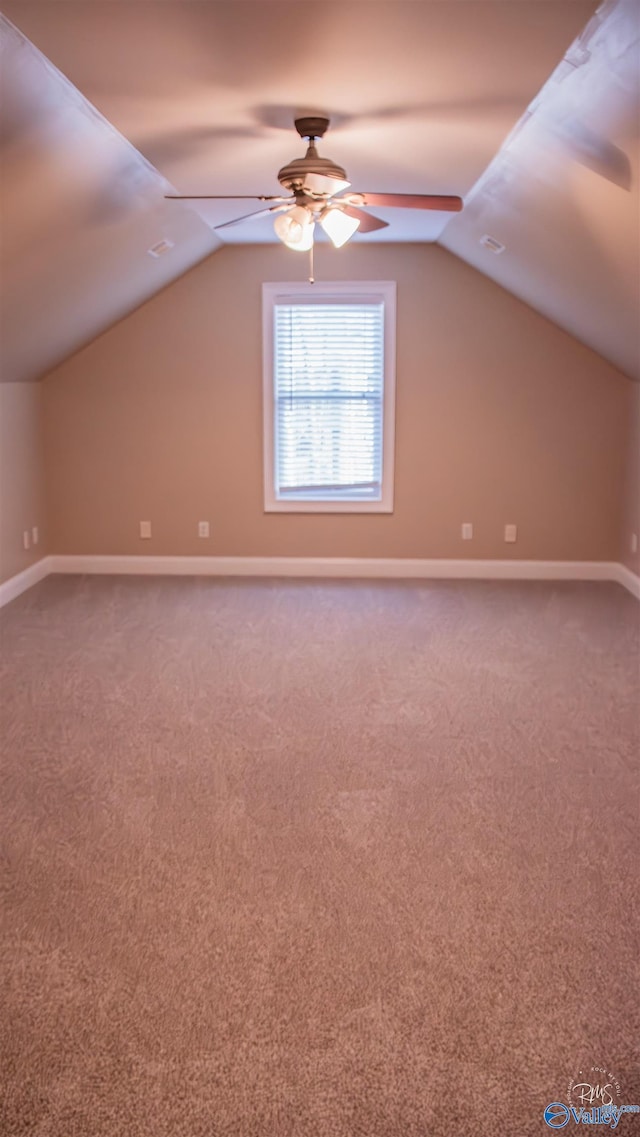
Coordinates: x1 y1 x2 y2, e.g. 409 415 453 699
609 561 640 600
47 554 638 589
0 555 52 609
2 555 638 608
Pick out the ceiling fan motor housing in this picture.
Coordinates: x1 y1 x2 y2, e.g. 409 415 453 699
278 135 348 195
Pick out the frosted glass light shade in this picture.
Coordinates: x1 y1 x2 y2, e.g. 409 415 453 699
320 208 360 248
274 206 314 251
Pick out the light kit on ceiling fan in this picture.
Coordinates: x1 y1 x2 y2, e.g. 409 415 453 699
274 202 360 251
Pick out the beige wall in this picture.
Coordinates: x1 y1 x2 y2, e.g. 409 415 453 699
42 242 631 562
0 382 47 583
620 380 640 574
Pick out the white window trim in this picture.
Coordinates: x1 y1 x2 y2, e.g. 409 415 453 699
262 280 396 514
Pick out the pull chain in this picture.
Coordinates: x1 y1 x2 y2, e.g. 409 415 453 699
308 242 314 284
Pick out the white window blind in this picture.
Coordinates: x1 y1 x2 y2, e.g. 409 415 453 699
275 301 383 501
263 282 396 513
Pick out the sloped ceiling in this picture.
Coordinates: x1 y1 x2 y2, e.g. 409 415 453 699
441 0 640 381
1 0 637 383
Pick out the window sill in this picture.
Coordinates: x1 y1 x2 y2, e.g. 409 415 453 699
264 499 394 514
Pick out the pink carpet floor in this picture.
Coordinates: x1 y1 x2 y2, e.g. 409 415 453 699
1 575 639 1135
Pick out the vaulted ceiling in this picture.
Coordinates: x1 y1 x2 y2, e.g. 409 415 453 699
1 0 638 383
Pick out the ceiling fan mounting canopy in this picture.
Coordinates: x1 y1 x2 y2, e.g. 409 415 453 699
294 116 330 141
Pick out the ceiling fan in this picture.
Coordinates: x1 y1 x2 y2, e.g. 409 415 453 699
165 116 463 251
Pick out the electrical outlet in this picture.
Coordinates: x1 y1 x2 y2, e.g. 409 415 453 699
139 521 152 539
504 524 517 543
23 530 30 550
632 533 638 555
32 526 39 546
198 521 210 539
461 522 473 540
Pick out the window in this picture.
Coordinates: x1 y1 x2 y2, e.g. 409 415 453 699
263 281 396 513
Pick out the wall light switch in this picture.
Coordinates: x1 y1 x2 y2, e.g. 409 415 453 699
632 533 638 554
139 521 152 539
32 526 39 545
198 521 210 539
504 524 517 543
461 523 473 540
23 530 30 550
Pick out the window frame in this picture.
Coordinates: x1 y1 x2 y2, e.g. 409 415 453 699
262 280 396 514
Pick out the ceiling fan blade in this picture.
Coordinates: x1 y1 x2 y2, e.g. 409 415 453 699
339 204 389 233
165 194 289 201
351 193 463 212
214 204 290 230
